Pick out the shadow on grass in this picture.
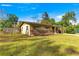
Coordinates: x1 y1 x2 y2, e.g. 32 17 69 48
0 39 61 56
26 40 63 56
65 46 79 55
0 34 46 42
26 40 79 56
0 38 79 56
0 43 27 56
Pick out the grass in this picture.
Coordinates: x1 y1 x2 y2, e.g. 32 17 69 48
0 33 79 56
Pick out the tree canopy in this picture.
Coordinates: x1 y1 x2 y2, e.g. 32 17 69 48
40 12 55 25
0 14 18 28
62 11 76 27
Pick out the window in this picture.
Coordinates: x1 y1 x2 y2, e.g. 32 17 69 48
26 26 28 30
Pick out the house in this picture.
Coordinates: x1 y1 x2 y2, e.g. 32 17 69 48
3 28 20 34
20 21 63 36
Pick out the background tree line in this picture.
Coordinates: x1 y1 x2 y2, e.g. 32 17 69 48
40 12 79 34
0 10 79 34
0 10 18 30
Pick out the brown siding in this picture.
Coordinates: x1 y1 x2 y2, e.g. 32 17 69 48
30 25 55 36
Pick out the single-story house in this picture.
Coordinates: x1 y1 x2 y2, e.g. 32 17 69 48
19 21 63 36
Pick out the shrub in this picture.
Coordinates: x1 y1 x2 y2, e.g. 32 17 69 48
66 26 76 34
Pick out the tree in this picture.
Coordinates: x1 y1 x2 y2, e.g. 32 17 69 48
66 25 76 34
8 14 18 24
41 12 51 25
62 11 76 27
48 18 55 25
59 11 77 33
0 20 5 30
41 12 55 25
2 14 18 28
56 21 63 25
42 12 49 20
75 24 79 33
56 11 77 33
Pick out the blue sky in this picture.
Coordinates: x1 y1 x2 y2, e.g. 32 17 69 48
0 3 79 23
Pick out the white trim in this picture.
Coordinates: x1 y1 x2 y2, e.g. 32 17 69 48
21 23 31 36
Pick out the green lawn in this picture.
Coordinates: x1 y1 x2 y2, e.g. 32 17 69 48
0 33 79 56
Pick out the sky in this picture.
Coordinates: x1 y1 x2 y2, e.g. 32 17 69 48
0 3 79 23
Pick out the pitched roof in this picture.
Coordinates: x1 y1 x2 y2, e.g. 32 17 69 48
18 21 62 28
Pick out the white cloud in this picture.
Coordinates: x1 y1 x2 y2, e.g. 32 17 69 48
19 16 37 22
18 7 37 12
70 20 78 25
0 4 12 7
19 13 42 23
56 14 64 19
51 14 64 22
